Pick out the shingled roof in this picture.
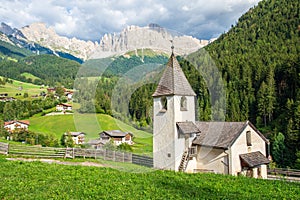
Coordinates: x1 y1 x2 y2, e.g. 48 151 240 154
176 121 201 134
101 130 132 138
192 121 269 149
152 53 196 97
240 151 270 168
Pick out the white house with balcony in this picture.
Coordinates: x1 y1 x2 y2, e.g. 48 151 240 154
99 130 133 146
56 103 72 112
64 132 85 145
4 120 30 133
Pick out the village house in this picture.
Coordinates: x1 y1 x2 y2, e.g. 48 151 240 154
56 103 72 112
64 132 85 145
152 52 270 179
87 139 108 149
47 87 56 93
99 130 133 146
0 97 16 102
65 91 73 101
4 120 30 133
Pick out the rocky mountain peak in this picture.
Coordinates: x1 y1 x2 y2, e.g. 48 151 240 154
20 22 98 60
0 22 26 39
91 24 209 59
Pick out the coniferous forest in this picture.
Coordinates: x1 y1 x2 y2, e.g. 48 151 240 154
203 0 300 168
112 0 300 168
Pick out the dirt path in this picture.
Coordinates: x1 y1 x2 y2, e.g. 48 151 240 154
6 157 104 167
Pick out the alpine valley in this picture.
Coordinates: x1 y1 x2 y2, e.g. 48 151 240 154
0 0 299 170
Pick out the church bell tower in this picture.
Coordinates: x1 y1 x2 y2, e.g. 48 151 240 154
152 48 197 171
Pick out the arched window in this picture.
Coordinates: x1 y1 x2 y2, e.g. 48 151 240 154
246 131 252 146
160 96 167 111
180 96 187 111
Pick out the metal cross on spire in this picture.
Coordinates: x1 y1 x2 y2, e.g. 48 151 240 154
170 40 174 55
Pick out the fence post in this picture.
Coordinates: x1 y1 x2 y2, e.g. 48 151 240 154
72 148 75 159
7 143 9 155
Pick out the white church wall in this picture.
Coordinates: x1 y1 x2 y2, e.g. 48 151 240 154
196 146 228 174
153 96 176 170
173 95 196 171
229 125 268 178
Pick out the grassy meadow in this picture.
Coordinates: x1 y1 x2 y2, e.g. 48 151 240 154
0 156 299 199
0 77 45 98
29 113 153 155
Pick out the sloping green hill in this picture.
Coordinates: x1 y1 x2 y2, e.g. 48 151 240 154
0 40 33 60
0 54 81 88
102 49 168 76
0 76 45 98
29 113 152 155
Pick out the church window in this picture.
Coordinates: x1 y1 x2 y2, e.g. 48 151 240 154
246 131 252 146
160 96 167 111
180 96 187 111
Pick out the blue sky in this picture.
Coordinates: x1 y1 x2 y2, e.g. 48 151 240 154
0 0 261 41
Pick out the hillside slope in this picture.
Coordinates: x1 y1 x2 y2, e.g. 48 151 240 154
188 0 299 167
0 54 81 88
29 113 152 155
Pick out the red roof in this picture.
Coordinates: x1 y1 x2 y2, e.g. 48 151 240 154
4 120 30 126
57 103 72 107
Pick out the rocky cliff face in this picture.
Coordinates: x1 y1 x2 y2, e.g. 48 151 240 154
20 23 97 60
1 22 211 60
91 24 209 58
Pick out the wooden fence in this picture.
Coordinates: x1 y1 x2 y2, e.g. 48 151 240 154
0 142 152 168
0 142 8 154
132 154 154 168
268 168 300 177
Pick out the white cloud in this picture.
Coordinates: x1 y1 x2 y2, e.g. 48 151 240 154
0 0 262 41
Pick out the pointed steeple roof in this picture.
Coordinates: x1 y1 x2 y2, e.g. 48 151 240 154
152 53 196 97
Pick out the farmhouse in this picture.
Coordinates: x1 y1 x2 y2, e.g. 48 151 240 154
99 130 133 146
4 120 30 132
56 103 72 112
153 52 270 178
65 91 73 101
87 139 108 149
64 132 85 145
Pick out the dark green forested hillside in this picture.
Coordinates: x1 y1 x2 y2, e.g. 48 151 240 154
199 0 299 168
0 54 81 88
103 50 168 76
0 40 33 59
112 0 300 168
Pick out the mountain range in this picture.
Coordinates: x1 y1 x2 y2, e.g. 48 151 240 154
0 22 212 61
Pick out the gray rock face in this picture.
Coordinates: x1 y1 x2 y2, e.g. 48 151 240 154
10 22 211 60
20 23 97 60
91 24 210 58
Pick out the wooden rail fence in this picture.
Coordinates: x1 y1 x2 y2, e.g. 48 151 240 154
0 142 153 168
268 168 300 177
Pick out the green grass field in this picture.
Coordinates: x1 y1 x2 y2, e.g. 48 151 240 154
0 77 45 98
20 72 41 82
29 113 153 155
0 156 299 199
